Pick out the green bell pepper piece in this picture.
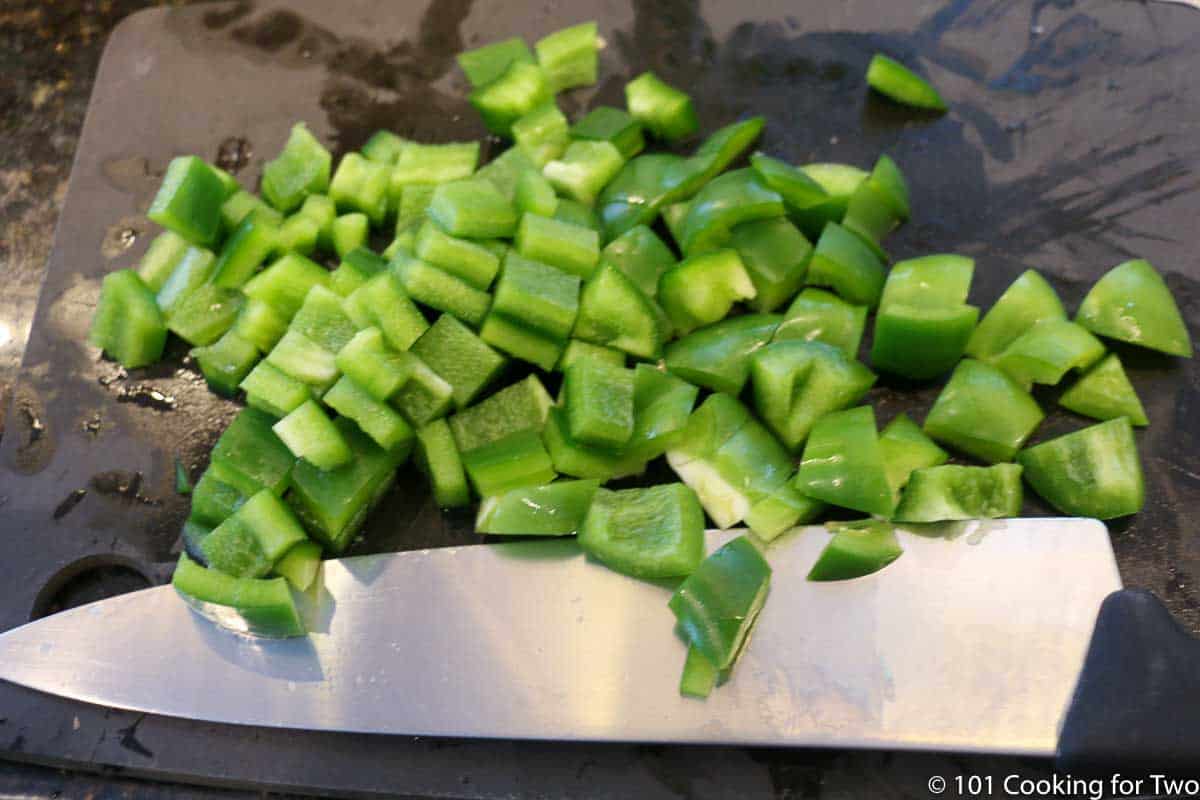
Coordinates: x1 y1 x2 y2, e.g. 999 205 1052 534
793 163 868 239
580 483 705 578
679 645 719 699
476 479 601 536
541 406 646 480
511 102 570 168
211 214 278 289
275 213 319 256
535 21 598 92
1017 417 1144 519
993 319 1105 389
287 417 398 553
326 377 416 456
232 297 288 353
410 314 507 409
148 156 226 247
210 407 297 497
678 169 785 256
393 256 492 328
572 106 646 160
165 284 244 347
796 406 894 518
239 361 311 419
1075 259 1193 357
515 213 600 279
866 53 947 111
89 269 167 368
265 329 339 395
414 219 501 291
191 330 260 397
924 359 1044 463
154 245 216 315
461 429 557 497
475 146 539 201
965 269 1065 362
470 61 552 137
562 359 635 451
664 313 781 395
625 71 699 142
295 194 337 252
415 418 471 508
625 364 699 462
273 540 323 592
391 141 479 187
480 315 564 371
659 249 756 334
807 519 903 582
514 170 559 218
544 141 626 207
261 123 332 213
841 178 900 256
343 271 429 352
553 198 601 232
573 263 664 359
744 483 825 543
273 400 353 471
870 254 978 380
669 536 770 668
1058 353 1148 426
448 374 553 454
557 339 624 371
190 470 246 529
600 225 675 299
457 37 535 88
361 130 409 165
330 247 389 298
173 554 304 638
490 252 581 341
391 356 455 426
332 213 369 259
806 222 887 308
749 153 828 215
867 154 910 220
242 252 331 320
774 287 867 358
894 464 1023 522
136 230 192 292
728 217 813 313
879 412 948 494
749 339 876 452
221 190 282 234
428 178 518 239
290 284 358 354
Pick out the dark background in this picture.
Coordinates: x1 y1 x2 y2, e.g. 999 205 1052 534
2 0 1199 797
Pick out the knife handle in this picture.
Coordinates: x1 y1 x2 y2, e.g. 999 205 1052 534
1056 589 1200 775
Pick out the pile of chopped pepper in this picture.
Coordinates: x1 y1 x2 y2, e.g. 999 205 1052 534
88 22 1193 696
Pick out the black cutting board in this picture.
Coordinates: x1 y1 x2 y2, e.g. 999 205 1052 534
2 0 1200 795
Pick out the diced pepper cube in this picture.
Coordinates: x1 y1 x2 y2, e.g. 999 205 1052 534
147 156 226 247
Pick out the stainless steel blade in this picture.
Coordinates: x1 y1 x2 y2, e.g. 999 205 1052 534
0 519 1119 754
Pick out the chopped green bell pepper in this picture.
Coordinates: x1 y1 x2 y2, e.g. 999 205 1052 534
330 247 388 297
728 217 813 313
679 645 719 699
866 53 947 111
479 314 563 371
393 256 492 328
792 162 868 239
470 61 553 137
211 213 278 289
490 252 581 341
544 141 625 207
265 329 339 395
993 319 1105 388
361 130 409 165
427 178 519 239
461 429 556 497
535 21 598 92
879 412 948 493
155 245 216 314
893 464 1023 522
391 356 455 426
625 71 699 142
744 483 824 543
89 269 168 368
625 363 699 462
191 330 259 396
511 102 570 168
410 314 507 409
557 339 624 371
273 540 322 592
274 400 352 470
239 360 311 419
965 269 1066 362
806 222 887 308
343 271 429 351
261 123 332 213
166 284 244 347
514 170 559 218
678 169 785 256
1058 354 1148 426
562 359 635 450
573 263 664 359
324 376 416 457
173 554 304 638
923 359 1044 463
1075 259 1192 357
773 287 867 358
664 313 781 395
415 418 470 508
391 141 480 187
242 252 331 320
749 153 828 216
448 374 553 454
1018 417 1143 519
796 406 895 518
669 536 770 669
331 213 368 259
148 156 227 247
659 249 756 334
580 483 705 578
414 220 501 291
475 146 539 201
290 284 358 354
476 479 601 536
232 297 288 353
600 225 675 299
136 230 192 292
515 213 600 279
572 106 646 160
458 36 535 88
807 519 903 582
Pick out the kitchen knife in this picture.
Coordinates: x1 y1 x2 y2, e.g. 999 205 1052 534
0 519 1119 755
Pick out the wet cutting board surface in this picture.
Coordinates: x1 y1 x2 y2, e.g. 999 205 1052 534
2 0 1200 795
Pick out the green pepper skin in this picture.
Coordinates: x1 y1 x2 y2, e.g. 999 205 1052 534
893 463 1023 523
579 483 705 579
665 314 781 395
658 249 757 334
923 359 1044 464
965 269 1066 362
89 269 168 369
625 71 699 142
774 288 868 358
1058 354 1148 426
679 645 719 699
993 319 1106 389
1075 259 1193 357
728 217 813 313
796 406 895 518
807 520 903 582
793 163 868 239
1017 417 1144 520
806 222 887 308
476 479 601 536
749 153 828 214
173 554 305 638
879 412 948 494
866 54 947 112
669 536 771 670
678 169 785 256
457 37 534 88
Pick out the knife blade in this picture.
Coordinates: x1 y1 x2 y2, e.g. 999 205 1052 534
0 519 1119 754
